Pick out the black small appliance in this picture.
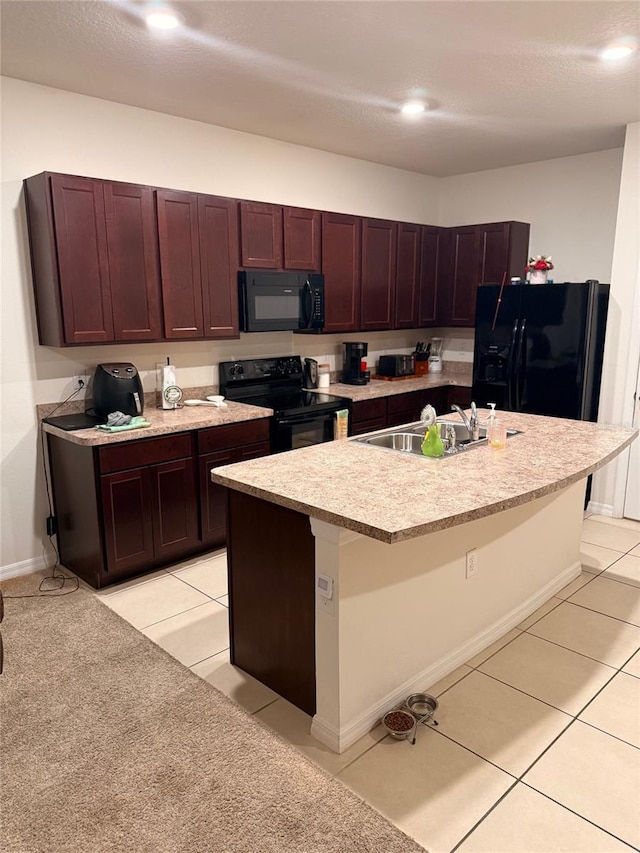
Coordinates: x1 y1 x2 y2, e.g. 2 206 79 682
219 356 351 453
93 363 144 419
377 354 415 377
342 342 369 385
303 358 319 389
238 270 325 333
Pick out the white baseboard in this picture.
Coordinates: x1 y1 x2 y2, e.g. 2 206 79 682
0 553 50 582
587 501 615 517
312 560 581 754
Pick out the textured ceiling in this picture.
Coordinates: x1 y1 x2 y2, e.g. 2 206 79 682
1 0 639 176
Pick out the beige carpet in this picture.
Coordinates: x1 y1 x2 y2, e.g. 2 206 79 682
0 573 425 853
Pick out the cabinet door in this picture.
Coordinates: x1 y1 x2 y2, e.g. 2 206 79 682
240 201 282 268
157 190 204 338
395 223 421 329
198 194 240 338
476 221 530 285
477 222 511 285
448 225 480 327
360 218 397 331
104 182 163 341
150 457 199 560
199 447 237 549
199 441 270 548
101 467 154 576
418 227 446 326
49 174 114 344
321 212 361 333
283 207 321 271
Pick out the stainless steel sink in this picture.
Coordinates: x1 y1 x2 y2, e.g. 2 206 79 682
410 421 488 443
353 420 520 459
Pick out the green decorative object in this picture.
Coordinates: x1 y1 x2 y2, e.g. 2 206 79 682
421 424 444 457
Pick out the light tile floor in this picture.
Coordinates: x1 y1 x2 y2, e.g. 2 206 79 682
95 515 640 853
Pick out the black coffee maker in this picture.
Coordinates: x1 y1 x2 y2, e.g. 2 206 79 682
342 342 369 385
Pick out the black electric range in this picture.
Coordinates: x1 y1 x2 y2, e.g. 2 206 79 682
219 356 351 452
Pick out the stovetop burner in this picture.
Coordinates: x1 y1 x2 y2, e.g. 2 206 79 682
219 356 350 417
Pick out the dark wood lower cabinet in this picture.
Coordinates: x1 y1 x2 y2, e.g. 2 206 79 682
47 418 270 588
197 421 270 550
350 385 454 434
101 466 154 576
149 457 199 560
227 490 316 715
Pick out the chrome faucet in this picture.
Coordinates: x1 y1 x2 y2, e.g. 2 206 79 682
451 402 479 442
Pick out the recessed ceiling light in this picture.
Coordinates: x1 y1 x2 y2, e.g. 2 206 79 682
145 8 183 30
600 43 635 61
400 101 426 116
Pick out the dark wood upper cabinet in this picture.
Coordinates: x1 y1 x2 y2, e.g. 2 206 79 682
418 226 448 327
445 221 530 326
360 218 397 331
156 189 203 339
25 170 530 344
158 190 240 340
198 194 240 338
104 182 163 341
321 212 361 333
394 222 421 328
477 221 530 285
283 206 321 270
448 225 481 326
239 201 283 268
240 202 320 271
25 173 115 345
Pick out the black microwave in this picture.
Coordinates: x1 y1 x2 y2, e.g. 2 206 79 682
238 271 325 333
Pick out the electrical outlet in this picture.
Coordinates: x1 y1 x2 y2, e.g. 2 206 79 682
72 374 89 392
466 549 478 579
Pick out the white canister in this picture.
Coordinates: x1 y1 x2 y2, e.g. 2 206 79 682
318 363 331 389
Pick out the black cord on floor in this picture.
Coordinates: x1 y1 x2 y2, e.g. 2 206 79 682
3 387 83 601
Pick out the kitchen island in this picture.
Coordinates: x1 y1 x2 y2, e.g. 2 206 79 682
216 411 636 753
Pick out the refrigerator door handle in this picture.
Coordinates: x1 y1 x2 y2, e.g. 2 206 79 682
506 320 519 410
515 319 527 410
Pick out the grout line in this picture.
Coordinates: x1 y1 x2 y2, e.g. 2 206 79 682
555 595 640 630
189 646 231 670
517 782 640 852
449 778 520 853
138 598 226 631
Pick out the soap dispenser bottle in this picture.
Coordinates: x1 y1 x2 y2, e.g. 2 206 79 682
487 403 506 450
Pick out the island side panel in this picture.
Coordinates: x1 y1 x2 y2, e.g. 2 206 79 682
311 480 586 753
226 490 316 715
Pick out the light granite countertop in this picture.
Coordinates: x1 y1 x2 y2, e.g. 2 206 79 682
211 410 638 544
41 401 274 447
322 366 472 402
39 368 470 447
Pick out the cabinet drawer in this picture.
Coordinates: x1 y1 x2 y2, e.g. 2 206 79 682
351 417 387 436
387 390 423 417
98 433 193 474
198 419 270 454
351 398 387 424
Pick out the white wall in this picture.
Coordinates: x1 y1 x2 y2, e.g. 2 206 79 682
590 123 640 516
0 76 631 571
439 149 623 283
439 144 640 516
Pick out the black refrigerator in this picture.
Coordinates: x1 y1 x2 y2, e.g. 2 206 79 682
472 282 609 421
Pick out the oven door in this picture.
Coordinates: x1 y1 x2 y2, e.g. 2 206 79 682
271 410 337 453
